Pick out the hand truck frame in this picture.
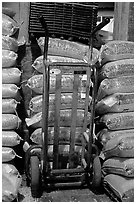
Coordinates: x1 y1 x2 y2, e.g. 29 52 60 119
25 14 110 198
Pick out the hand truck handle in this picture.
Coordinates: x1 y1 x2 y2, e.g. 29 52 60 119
91 17 110 36
89 17 110 58
38 14 49 36
38 15 49 60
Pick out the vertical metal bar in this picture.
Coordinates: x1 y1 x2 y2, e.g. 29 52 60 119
38 15 49 175
69 74 79 168
81 67 91 165
86 17 110 168
82 68 91 133
42 56 50 175
53 72 61 169
87 65 97 168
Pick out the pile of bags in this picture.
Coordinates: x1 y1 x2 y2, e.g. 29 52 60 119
96 40 134 202
2 8 22 202
25 37 99 167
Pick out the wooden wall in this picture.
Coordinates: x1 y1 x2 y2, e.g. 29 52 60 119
113 2 134 41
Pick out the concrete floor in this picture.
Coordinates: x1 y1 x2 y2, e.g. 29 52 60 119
18 174 112 202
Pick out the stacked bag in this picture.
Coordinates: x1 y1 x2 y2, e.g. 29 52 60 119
95 41 134 202
2 8 22 202
25 37 99 167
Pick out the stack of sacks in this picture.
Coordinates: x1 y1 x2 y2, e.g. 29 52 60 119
25 38 99 167
2 9 22 202
95 41 134 202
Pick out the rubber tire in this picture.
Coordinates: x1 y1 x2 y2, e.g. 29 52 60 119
92 156 101 188
30 156 42 198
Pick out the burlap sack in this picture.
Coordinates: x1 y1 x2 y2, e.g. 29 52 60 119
96 93 134 115
99 59 134 81
98 112 134 131
102 158 134 178
102 134 134 159
26 73 88 94
2 163 22 202
29 93 90 113
103 174 134 202
2 7 16 18
2 98 19 114
2 114 21 130
2 147 16 162
2 68 21 85
100 40 134 65
2 131 22 147
26 110 91 129
2 84 21 101
37 37 99 63
97 76 134 101
32 55 84 73
2 13 19 37
30 127 83 145
2 35 18 52
2 50 18 67
97 128 134 147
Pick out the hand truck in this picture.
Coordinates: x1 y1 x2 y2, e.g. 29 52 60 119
25 13 110 198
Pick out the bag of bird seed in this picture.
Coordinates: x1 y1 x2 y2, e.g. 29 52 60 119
2 163 22 202
99 59 134 81
98 112 134 131
2 50 18 68
96 93 134 115
2 35 18 52
2 98 19 114
26 74 87 94
102 134 134 159
2 7 16 18
37 37 99 63
26 110 91 129
2 13 19 37
97 76 134 101
29 93 89 114
2 114 21 130
2 68 22 85
30 127 83 145
102 157 134 178
2 131 22 147
97 128 134 147
100 41 134 65
32 55 84 73
2 84 21 101
2 147 17 162
103 174 134 202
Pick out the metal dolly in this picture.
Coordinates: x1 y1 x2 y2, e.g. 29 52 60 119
25 12 110 198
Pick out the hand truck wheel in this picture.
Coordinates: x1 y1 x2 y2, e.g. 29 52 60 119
92 156 102 188
30 155 42 198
